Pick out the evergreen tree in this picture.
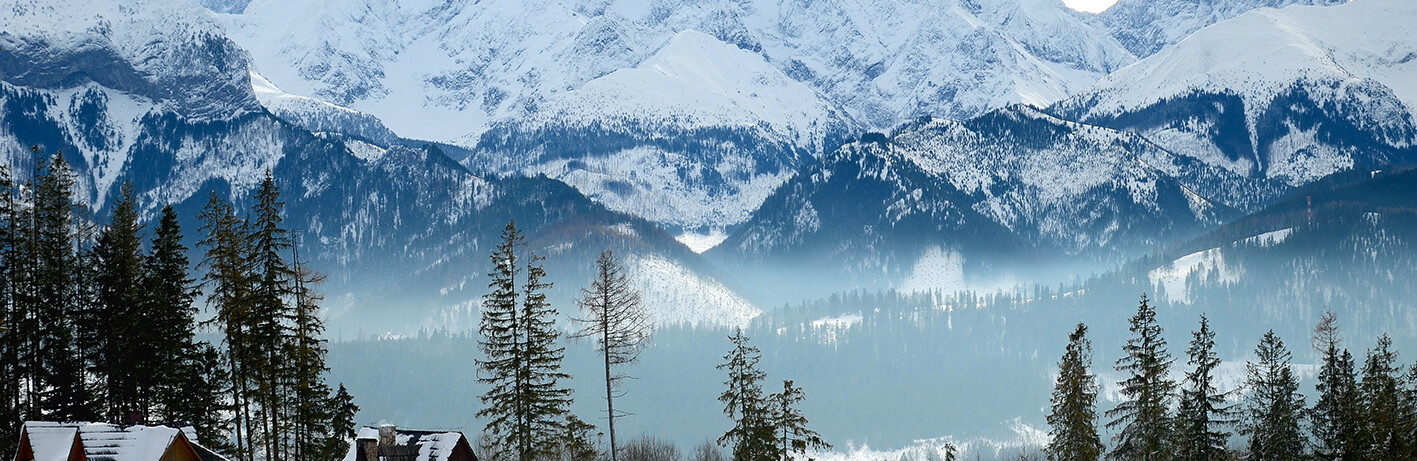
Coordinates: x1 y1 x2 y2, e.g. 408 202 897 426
1309 312 1362 461
0 164 18 458
520 249 573 460
1240 330 1305 461
717 328 775 461
1174 315 1233 461
769 380 829 461
95 183 148 422
200 192 257 461
1046 323 1103 461
32 154 93 421
572 250 651 461
1357 335 1413 460
247 171 297 461
477 220 573 461
1105 294 1175 461
558 414 601 461
323 383 359 461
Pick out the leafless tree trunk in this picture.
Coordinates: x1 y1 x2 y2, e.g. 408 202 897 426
573 251 652 461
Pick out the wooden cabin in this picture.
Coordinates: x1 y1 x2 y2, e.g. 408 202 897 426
12 422 224 461
347 425 477 461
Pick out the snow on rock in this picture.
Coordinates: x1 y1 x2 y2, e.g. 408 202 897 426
0 0 261 120
624 254 760 328
215 0 1137 143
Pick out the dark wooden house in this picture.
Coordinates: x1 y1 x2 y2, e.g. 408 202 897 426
347 425 476 461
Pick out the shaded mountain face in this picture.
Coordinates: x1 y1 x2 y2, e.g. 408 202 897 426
710 106 1233 302
0 0 757 334
1090 0 1344 58
1057 0 1417 212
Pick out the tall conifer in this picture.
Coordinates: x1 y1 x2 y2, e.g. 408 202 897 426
1175 315 1233 461
1240 331 1305 461
1105 294 1175 461
1046 323 1103 461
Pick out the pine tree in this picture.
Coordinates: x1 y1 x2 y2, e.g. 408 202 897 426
477 220 573 461
1357 335 1413 460
1309 311 1362 461
1240 330 1305 461
717 328 775 461
769 380 828 461
1174 315 1233 461
1105 294 1175 461
95 183 148 422
1046 323 1103 461
572 250 651 461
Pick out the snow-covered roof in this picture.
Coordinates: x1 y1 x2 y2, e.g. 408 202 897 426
20 421 204 461
347 426 470 461
19 423 78 461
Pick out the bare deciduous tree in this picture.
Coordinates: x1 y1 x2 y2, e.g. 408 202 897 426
574 251 653 461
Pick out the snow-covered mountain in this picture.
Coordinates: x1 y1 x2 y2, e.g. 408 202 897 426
0 0 759 334
209 0 1147 230
1057 0 1417 212
216 0 1135 140
710 106 1231 299
1090 0 1344 58
465 30 852 229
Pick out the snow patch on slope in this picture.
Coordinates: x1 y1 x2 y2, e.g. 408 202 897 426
899 246 966 295
624 254 760 328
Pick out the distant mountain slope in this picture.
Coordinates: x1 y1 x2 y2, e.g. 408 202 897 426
1057 0 1417 211
466 30 853 230
0 0 758 334
1091 0 1344 58
215 0 1135 142
710 106 1232 301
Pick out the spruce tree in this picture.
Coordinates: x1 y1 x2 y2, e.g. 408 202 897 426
323 383 359 461
1046 323 1103 461
1105 294 1175 461
0 164 18 458
477 220 573 461
769 380 829 461
1175 315 1233 461
32 154 93 421
572 250 651 461
520 250 573 460
1309 312 1362 461
718 328 775 461
95 183 148 422
1240 330 1305 461
1357 335 1413 460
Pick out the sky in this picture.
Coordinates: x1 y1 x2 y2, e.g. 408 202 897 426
1061 0 1120 13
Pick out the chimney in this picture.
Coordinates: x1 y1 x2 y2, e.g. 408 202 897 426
379 424 397 449
357 437 377 461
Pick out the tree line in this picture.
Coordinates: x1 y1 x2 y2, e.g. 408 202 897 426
473 222 830 461
0 152 357 461
1047 294 1417 461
